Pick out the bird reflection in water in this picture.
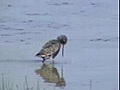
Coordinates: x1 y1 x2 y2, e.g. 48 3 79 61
35 63 66 87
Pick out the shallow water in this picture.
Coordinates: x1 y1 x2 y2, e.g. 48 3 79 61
0 0 118 90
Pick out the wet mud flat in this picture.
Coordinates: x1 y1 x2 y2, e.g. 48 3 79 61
0 0 118 90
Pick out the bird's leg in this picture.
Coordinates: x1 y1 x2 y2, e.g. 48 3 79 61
52 59 55 64
42 58 46 63
49 55 54 64
52 59 55 65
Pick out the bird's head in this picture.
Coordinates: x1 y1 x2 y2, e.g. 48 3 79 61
57 35 67 57
57 35 67 45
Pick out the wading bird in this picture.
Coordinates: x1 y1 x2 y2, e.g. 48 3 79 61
36 35 67 63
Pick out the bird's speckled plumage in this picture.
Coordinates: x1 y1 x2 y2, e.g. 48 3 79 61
36 35 67 63
37 39 61 59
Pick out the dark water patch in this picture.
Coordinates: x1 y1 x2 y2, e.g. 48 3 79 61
20 39 25 42
80 10 85 12
25 42 31 45
19 39 33 43
42 29 47 31
22 20 33 23
26 13 50 16
90 3 96 6
26 38 31 40
3 27 12 30
90 38 102 41
14 28 24 31
7 4 12 7
0 23 24 31
62 24 69 27
25 21 69 30
47 22 69 29
19 32 31 35
53 3 63 6
90 38 111 42
62 2 70 5
46 2 74 6
0 26 22 31
90 37 119 43
26 13 41 16
102 39 111 42
0 25 5 27
4 41 12 43
72 10 86 16
1 34 12 36
17 32 41 35
72 11 85 15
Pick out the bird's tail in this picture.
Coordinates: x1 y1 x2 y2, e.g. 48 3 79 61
35 53 40 57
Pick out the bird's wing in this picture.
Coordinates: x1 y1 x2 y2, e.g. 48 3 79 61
40 39 61 55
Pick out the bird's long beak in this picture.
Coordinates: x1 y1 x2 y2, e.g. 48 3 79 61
62 44 64 57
